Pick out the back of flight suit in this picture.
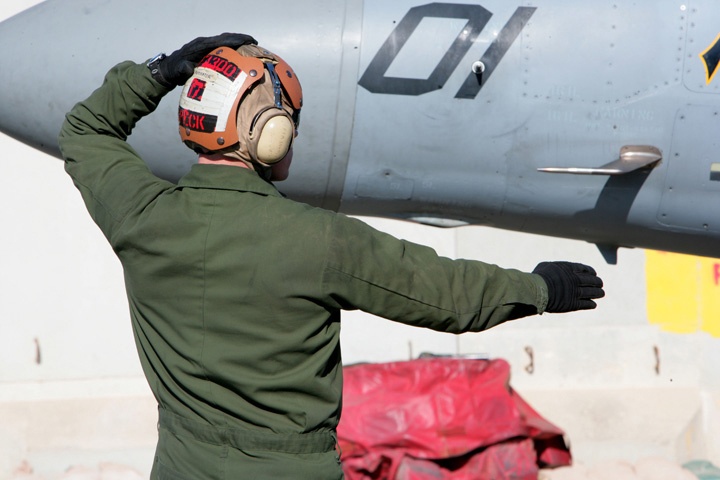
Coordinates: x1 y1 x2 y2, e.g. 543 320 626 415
58 61 548 479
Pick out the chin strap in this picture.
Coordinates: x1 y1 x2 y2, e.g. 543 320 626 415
253 162 274 182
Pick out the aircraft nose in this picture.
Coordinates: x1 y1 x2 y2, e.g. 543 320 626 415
0 3 71 157
0 0 185 159
0 0 338 183
0 0 95 157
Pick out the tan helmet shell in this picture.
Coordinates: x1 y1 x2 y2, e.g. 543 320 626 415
178 46 302 157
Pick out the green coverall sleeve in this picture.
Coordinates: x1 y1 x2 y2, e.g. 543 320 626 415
58 61 174 241
323 214 549 334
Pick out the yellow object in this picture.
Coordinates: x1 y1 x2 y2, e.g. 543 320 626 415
646 251 720 337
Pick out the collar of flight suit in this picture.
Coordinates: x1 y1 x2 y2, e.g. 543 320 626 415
177 164 284 198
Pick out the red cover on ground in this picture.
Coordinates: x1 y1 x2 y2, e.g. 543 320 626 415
338 358 571 480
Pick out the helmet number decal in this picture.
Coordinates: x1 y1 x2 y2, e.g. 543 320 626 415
187 78 207 102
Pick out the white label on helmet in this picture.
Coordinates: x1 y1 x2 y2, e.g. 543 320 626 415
180 68 248 134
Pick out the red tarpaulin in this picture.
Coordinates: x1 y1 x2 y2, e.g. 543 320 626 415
338 358 571 480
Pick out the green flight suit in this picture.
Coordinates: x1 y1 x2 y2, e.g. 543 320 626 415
58 61 548 479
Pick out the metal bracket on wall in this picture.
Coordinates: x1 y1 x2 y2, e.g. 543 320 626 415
524 346 534 374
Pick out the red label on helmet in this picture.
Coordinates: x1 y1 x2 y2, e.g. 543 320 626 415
199 54 241 81
187 78 207 101
178 107 218 133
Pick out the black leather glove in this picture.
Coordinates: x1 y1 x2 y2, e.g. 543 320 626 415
533 261 605 313
150 33 257 87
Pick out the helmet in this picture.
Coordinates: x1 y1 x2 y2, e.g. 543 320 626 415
178 44 302 165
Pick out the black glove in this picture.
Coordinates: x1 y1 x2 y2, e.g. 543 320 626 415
533 261 605 313
151 33 257 87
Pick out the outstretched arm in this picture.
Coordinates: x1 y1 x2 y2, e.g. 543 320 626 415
322 214 604 333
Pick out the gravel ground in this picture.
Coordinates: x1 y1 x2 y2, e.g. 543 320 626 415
8 457 710 480
8 462 143 480
540 457 700 480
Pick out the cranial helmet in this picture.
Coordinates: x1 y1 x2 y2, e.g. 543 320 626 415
178 44 302 166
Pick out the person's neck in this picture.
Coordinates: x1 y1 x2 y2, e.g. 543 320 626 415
198 154 253 169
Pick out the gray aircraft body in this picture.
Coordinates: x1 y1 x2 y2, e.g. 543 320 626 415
1 0 719 262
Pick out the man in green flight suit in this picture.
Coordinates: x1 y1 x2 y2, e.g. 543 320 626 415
58 34 604 479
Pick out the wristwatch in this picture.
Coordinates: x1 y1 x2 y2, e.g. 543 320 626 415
146 53 174 87
146 53 166 77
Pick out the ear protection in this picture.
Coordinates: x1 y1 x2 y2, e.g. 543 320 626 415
178 46 302 165
249 109 295 165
